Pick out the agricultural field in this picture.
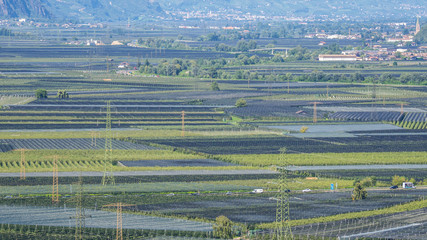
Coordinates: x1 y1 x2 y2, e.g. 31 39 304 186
0 26 426 240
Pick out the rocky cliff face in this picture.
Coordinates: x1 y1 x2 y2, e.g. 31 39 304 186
0 0 50 18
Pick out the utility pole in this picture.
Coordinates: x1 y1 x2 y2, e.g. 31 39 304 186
19 149 26 180
326 84 329 98
311 102 322 123
181 111 185 137
52 155 59 204
91 131 97 147
370 83 377 121
275 148 293 240
102 101 115 185
399 102 408 115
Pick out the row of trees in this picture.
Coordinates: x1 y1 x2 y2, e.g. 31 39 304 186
136 38 189 49
138 56 427 85
197 21 405 42
35 89 69 99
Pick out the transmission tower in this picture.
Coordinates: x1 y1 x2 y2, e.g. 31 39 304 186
102 101 115 185
103 203 136 240
73 175 85 240
19 149 26 180
181 111 185 137
52 155 59 204
275 148 293 240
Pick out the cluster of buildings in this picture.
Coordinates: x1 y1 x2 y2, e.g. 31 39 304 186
305 33 361 40
66 39 125 46
319 46 427 62
176 10 269 21
2 18 105 29
319 18 425 62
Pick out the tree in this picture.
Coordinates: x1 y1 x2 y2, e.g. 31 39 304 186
235 98 247 108
352 183 367 200
57 90 69 99
35 89 48 99
360 177 375 188
392 175 406 186
213 215 233 239
211 81 220 91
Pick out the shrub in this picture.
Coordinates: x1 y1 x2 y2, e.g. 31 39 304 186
213 215 233 239
235 98 247 108
392 175 406 186
57 90 69 99
360 177 375 188
352 183 367 200
35 89 47 99
211 81 220 91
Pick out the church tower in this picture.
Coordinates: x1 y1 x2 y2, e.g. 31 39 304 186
415 17 421 35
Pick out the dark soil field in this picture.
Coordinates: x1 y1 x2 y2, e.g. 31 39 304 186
137 190 424 223
0 138 155 151
143 133 427 154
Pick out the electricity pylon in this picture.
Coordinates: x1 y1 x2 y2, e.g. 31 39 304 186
73 175 85 240
52 155 59 204
275 148 293 240
102 101 115 185
103 203 136 240
19 149 26 180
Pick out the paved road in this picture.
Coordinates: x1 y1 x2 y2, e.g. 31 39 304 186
0 169 276 178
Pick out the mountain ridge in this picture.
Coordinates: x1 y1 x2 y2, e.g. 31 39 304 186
0 0 164 21
0 0 50 18
0 0 424 21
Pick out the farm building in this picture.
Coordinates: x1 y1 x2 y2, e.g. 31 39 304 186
318 54 358 61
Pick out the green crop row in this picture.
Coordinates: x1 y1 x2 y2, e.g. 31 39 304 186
221 152 427 166
201 178 355 191
258 198 427 228
0 182 255 195
394 121 427 129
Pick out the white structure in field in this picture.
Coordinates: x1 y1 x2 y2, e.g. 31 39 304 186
403 182 415 188
252 189 264 193
318 54 357 61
